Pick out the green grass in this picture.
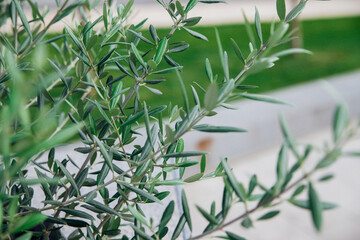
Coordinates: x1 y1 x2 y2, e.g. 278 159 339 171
135 16 360 108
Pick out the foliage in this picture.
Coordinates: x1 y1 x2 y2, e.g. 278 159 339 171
0 0 358 239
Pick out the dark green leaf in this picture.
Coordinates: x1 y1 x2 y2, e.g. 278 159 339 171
171 214 186 240
123 183 161 204
159 201 175 231
289 199 337 211
85 200 120 217
276 0 286 21
10 213 47 234
196 205 218 225
230 38 245 65
257 210 280 221
241 216 253 228
193 124 246 133
14 0 32 40
56 160 79 196
181 189 192 230
308 183 323 231
226 231 246 240
163 151 207 158
59 208 95 221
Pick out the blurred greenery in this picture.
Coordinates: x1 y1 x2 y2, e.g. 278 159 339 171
136 16 360 108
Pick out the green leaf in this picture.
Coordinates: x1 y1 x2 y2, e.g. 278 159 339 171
196 205 218 225
159 201 175 231
242 11 257 48
154 180 185 186
240 93 290 106
131 43 146 68
94 101 113 127
221 158 245 201
200 155 206 173
285 0 307 22
241 216 253 228
152 66 183 74
149 25 159 44
230 38 245 65
0 32 16 53
272 48 312 58
205 58 213 82
226 231 246 240
131 225 152 240
276 144 288 181
319 174 334 182
333 103 348 142
184 173 203 183
121 0 135 18
183 27 208 41
154 37 168 64
254 7 263 44
316 149 341 169
56 160 80 196
185 0 199 13
257 210 280 221
14 0 32 40
128 205 148 226
183 16 202 26
171 214 186 240
85 200 121 217
163 151 207 158
10 213 47 234
176 1 185 17
276 0 286 21
65 25 85 54
93 136 113 172
279 113 300 160
308 183 323 231
181 190 192 230
204 83 218 111
289 199 338 211
193 124 247 133
15 233 33 240
59 208 95 221
215 28 225 75
103 3 108 30
0 200 3 235
83 16 103 35
291 185 306 198
176 71 190 113
123 183 161 204
128 29 154 45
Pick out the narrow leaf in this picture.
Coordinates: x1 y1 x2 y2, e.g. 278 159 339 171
221 158 245 201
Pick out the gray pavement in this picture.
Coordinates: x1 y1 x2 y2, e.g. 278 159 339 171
29 0 360 30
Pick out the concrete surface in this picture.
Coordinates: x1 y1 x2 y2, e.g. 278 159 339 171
183 70 360 174
184 128 360 240
13 0 360 31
